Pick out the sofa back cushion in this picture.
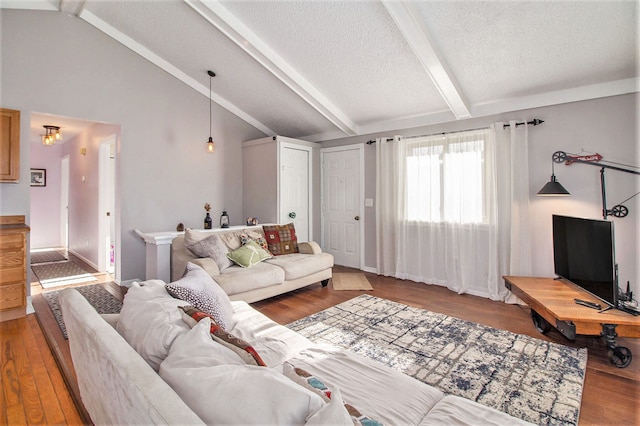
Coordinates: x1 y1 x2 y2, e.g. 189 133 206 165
115 280 192 371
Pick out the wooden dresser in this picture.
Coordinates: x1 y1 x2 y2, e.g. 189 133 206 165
0 215 30 322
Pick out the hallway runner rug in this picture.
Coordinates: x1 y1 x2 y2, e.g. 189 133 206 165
42 284 122 339
287 294 587 426
32 260 98 288
30 249 68 265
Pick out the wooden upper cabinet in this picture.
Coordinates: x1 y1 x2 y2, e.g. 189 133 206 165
0 108 21 182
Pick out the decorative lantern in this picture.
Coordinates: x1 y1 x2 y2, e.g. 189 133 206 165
220 210 229 228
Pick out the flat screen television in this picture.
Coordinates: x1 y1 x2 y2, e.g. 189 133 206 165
552 214 617 307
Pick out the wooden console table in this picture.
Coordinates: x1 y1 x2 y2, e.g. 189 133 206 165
504 276 640 368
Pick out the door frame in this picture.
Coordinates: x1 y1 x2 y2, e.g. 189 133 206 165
60 155 70 251
320 144 365 269
98 134 117 275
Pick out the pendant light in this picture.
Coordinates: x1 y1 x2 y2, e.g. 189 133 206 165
42 125 62 146
206 70 216 153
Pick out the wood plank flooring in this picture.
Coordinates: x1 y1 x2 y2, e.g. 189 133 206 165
10 265 640 425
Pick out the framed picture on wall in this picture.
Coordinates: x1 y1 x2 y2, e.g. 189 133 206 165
30 168 46 187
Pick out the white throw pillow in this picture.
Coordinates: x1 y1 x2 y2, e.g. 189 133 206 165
165 262 235 330
159 362 325 425
115 280 191 371
159 317 246 368
305 387 352 425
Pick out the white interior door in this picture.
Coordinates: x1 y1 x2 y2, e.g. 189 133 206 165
279 143 311 242
321 146 363 268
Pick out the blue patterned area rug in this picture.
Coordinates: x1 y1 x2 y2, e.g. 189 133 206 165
288 294 587 426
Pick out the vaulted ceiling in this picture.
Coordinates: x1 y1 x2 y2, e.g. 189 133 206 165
6 0 639 142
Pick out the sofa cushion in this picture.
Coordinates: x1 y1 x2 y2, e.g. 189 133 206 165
162 316 246 367
158 362 325 425
166 262 234 331
265 253 334 280
419 395 535 426
215 262 285 296
115 280 191 371
227 240 273 268
180 305 267 367
186 233 234 271
263 223 299 255
290 346 445 425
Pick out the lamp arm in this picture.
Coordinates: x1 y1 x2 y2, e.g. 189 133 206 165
566 157 640 175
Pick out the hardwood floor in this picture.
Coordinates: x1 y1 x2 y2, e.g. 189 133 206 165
13 265 640 425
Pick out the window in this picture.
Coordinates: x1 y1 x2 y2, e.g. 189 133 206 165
405 130 489 224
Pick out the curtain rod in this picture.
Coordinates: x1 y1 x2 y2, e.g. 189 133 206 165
366 118 544 145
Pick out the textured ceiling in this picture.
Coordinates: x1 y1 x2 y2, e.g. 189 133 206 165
10 0 639 142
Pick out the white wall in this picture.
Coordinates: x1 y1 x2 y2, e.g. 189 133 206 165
322 94 639 298
30 141 63 249
0 10 265 282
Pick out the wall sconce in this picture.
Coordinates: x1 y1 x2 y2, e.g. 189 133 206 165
538 150 640 219
206 70 216 154
41 125 62 146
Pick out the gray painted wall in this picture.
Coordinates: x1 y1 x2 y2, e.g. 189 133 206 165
321 94 639 298
1 9 637 299
1 10 265 282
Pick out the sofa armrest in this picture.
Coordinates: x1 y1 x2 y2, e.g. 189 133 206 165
298 241 322 255
191 257 221 277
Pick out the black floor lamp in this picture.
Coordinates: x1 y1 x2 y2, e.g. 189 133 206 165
538 151 640 219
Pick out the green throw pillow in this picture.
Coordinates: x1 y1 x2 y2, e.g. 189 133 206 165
226 240 272 268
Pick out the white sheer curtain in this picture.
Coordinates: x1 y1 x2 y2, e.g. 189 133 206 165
376 122 531 301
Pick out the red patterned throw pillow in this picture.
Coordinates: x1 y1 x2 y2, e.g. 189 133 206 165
262 223 298 255
179 306 267 367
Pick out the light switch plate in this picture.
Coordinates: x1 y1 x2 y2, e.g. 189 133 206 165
365 198 373 207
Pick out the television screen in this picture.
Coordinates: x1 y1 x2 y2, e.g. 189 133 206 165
552 215 617 306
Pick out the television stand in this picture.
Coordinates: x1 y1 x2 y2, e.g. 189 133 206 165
504 276 640 368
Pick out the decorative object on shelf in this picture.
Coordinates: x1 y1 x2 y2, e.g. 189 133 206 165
538 150 640 219
205 70 216 153
204 203 212 229
220 210 229 228
176 223 184 232
30 168 46 187
41 125 62 146
246 217 258 226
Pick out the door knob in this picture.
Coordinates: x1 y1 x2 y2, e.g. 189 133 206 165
354 216 360 221
289 212 296 219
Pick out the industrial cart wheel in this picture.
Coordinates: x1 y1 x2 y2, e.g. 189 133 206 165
531 310 552 334
608 346 632 368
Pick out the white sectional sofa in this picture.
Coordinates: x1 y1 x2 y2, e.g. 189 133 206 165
59 280 534 425
171 225 333 303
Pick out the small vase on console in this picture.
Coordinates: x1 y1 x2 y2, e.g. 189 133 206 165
204 203 213 229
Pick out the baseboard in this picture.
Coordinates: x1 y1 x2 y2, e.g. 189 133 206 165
361 266 377 274
68 249 99 271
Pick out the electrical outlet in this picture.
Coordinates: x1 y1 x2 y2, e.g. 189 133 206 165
365 198 374 207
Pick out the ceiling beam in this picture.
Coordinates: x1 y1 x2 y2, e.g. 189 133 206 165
185 0 358 137
77 8 276 136
382 0 471 120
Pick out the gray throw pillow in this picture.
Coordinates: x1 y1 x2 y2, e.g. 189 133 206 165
165 262 234 331
187 234 234 271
